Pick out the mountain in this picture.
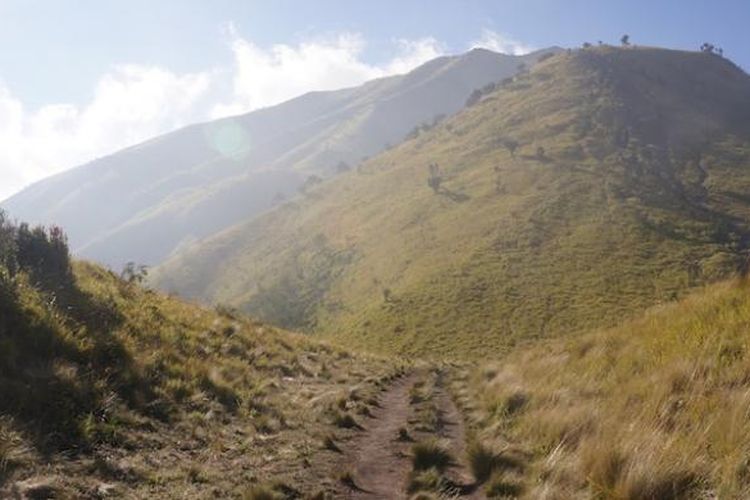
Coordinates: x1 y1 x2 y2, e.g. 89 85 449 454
1 48 558 270
152 46 750 358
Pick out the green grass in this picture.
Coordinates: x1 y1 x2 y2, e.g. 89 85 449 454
0 259 399 496
453 277 750 498
154 46 750 358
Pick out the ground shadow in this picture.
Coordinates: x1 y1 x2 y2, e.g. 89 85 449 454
0 275 161 475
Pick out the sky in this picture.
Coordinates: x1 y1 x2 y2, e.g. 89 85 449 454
0 0 749 200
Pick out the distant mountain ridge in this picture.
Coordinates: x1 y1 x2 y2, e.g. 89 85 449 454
152 46 750 357
2 47 560 269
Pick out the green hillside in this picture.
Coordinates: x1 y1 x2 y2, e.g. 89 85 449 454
0 214 400 498
2 48 557 270
453 276 750 498
154 46 750 358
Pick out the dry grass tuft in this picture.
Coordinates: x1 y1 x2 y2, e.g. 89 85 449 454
412 439 453 472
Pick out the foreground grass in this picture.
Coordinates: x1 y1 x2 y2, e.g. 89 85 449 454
453 277 750 498
0 261 401 498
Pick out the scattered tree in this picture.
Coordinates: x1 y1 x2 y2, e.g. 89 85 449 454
465 88 483 107
299 174 323 194
536 146 546 161
0 210 17 275
700 42 724 56
504 139 519 158
121 262 148 285
15 223 72 285
427 163 443 193
620 34 630 46
582 42 593 49
335 160 351 174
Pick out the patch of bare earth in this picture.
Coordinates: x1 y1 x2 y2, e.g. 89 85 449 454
336 369 482 499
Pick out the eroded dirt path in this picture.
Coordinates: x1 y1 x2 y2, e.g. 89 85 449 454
338 369 483 500
343 373 418 499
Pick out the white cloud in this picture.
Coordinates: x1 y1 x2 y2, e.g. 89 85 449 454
384 37 445 75
0 67 212 200
470 29 535 56
1 28 527 201
210 29 444 118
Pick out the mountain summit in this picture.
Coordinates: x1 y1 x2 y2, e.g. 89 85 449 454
2 48 558 269
153 46 750 357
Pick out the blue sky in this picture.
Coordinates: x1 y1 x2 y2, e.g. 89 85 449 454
2 0 748 107
0 0 749 199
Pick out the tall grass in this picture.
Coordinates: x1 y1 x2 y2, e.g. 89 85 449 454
459 278 750 498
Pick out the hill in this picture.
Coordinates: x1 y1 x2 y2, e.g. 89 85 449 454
452 276 750 498
0 214 402 498
153 46 750 358
1 48 557 270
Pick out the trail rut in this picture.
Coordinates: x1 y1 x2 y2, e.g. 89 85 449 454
337 370 483 499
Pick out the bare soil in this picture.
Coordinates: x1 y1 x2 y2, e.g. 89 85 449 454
335 370 483 500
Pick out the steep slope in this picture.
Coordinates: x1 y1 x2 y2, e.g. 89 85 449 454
153 46 750 358
453 276 750 498
0 217 401 498
2 48 557 269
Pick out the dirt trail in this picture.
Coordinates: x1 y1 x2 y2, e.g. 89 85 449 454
343 373 417 499
339 370 483 500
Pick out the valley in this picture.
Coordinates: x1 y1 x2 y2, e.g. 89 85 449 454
3 22 750 499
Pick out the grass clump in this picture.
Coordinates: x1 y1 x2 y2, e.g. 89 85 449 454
243 485 279 500
407 467 448 494
339 470 358 489
322 434 340 452
333 411 360 429
467 441 525 484
412 439 453 472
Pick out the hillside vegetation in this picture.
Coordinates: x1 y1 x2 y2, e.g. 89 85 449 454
0 213 402 498
154 46 750 358
2 48 556 270
452 276 750 498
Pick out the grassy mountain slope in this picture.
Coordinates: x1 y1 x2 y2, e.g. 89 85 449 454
452 276 750 498
154 46 750 358
0 222 401 497
2 48 556 269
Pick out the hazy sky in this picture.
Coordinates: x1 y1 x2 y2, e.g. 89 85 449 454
1 0 748 200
